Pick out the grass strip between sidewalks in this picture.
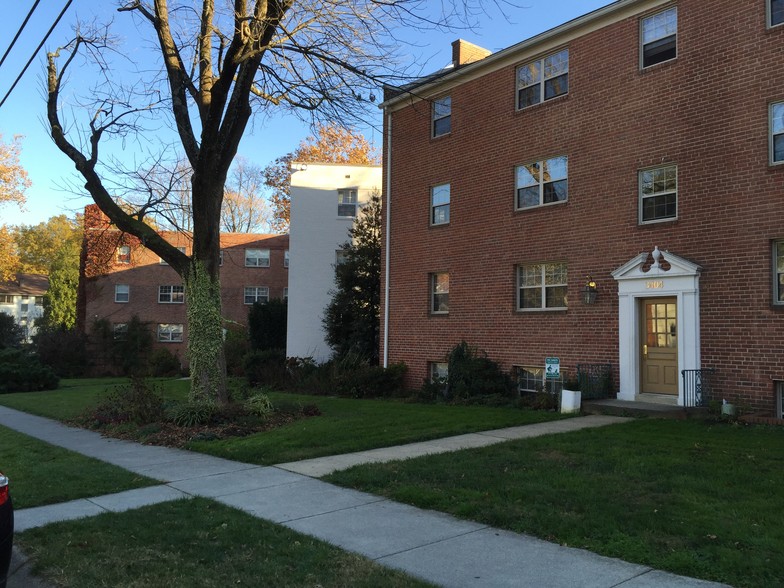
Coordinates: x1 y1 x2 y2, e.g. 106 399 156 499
16 498 435 588
0 378 567 465
325 418 784 588
0 425 157 509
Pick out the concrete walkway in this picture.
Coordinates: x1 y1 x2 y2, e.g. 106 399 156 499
0 406 729 588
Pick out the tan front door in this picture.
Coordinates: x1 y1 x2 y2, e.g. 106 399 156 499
641 298 678 395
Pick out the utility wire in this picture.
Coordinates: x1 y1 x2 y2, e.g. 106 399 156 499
0 0 73 110
0 0 43 71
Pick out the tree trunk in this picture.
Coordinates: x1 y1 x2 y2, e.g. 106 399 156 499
185 259 228 403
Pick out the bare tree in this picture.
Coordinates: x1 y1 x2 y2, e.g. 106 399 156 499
222 157 271 233
46 0 499 402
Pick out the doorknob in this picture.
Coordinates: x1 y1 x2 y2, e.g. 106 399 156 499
643 344 648 357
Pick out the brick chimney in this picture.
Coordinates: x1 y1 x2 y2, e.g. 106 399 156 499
451 39 491 68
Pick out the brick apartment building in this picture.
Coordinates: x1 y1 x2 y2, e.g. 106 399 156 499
380 0 784 416
79 205 288 364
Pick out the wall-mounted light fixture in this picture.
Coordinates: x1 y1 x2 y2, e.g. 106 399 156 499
582 276 598 305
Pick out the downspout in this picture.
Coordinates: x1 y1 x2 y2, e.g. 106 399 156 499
383 110 392 368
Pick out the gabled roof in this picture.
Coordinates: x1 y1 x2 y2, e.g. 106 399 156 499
0 273 49 296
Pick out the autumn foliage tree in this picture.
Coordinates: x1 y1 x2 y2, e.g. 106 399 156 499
0 134 30 211
265 123 380 232
46 0 492 403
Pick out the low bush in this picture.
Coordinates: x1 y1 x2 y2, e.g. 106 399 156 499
243 348 287 388
148 348 181 377
333 362 408 398
168 402 215 427
244 393 274 418
86 377 166 426
0 348 60 393
33 326 89 377
440 341 515 402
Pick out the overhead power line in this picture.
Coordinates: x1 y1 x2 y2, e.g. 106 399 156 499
0 0 43 71
0 0 73 110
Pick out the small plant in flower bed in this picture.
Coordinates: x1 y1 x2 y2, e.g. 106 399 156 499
71 377 321 447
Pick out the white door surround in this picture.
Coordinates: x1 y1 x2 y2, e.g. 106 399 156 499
612 247 702 406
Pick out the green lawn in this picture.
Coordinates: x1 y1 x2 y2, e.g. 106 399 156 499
326 419 784 588
16 498 434 588
0 378 567 465
0 425 157 509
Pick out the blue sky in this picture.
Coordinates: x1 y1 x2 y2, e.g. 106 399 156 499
0 0 610 227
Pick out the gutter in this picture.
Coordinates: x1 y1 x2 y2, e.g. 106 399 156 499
383 111 392 368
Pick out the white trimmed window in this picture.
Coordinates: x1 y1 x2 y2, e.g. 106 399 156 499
431 183 451 225
640 164 677 223
517 49 568 110
641 7 677 68
777 381 784 419
770 0 784 27
431 273 449 314
219 250 224 266
774 241 784 305
115 284 129 303
244 286 269 305
35 296 44 306
159 246 186 265
517 366 544 393
158 285 185 303
771 102 784 164
116 245 131 264
516 156 568 209
432 96 451 137
337 189 359 217
245 249 270 267
283 287 289 301
113 323 128 341
518 263 568 310
158 323 183 343
430 362 448 383
284 250 290 268
0 295 13 304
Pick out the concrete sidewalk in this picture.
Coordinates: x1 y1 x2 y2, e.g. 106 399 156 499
0 406 729 588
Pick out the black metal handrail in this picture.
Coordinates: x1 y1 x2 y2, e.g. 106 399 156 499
576 363 613 399
682 368 716 407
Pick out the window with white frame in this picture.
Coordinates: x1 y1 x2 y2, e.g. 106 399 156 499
777 381 784 419
219 250 224 266
283 287 288 301
774 241 784 305
337 189 359 217
771 102 784 164
284 250 289 268
245 248 270 267
432 96 451 137
640 164 677 223
158 285 185 303
518 263 568 310
113 323 128 341
160 246 186 264
517 49 569 110
770 0 784 27
641 7 677 68
430 362 448 383
158 323 183 342
516 156 568 210
116 245 131 264
115 284 130 303
516 366 545 393
0 295 12 304
244 286 269 305
431 183 450 225
431 273 449 314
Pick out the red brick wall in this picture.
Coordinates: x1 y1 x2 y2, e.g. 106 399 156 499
382 0 784 412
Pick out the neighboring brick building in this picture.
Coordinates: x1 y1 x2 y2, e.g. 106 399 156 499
79 205 288 364
381 0 784 416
